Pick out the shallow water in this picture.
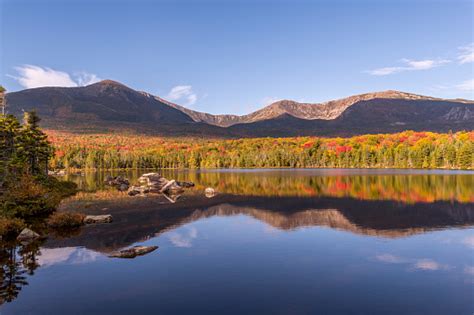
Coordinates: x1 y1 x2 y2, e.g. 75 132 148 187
2 169 473 314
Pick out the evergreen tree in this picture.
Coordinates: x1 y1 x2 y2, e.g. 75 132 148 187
16 111 53 176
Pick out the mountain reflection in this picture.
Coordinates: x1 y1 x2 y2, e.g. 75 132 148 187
3 171 472 305
48 194 474 253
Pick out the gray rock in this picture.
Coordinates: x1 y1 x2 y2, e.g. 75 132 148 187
83 214 113 224
118 183 129 191
176 181 195 188
127 185 150 196
105 176 130 190
48 170 66 176
129 173 193 197
109 245 158 258
17 228 40 242
205 187 217 198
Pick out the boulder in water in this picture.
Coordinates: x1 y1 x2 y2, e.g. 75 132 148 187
83 214 113 224
205 187 217 198
109 245 158 258
17 228 40 242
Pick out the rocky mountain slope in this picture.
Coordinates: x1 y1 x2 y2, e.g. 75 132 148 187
6 80 474 137
167 90 472 127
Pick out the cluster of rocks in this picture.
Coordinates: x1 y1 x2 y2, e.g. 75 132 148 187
105 175 130 191
48 169 66 176
16 214 113 243
127 173 194 198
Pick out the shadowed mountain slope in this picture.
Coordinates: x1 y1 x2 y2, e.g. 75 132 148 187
6 80 474 137
169 90 472 127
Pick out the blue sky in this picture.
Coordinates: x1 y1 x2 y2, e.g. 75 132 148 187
1 0 473 114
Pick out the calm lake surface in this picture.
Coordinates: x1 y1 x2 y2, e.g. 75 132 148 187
2 169 473 314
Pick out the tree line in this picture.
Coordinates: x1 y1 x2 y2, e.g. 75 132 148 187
0 111 76 238
48 130 474 170
0 111 53 185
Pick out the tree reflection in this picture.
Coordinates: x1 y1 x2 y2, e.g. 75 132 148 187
65 171 474 203
0 239 43 304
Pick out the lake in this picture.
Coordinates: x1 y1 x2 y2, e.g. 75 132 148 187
1 169 473 314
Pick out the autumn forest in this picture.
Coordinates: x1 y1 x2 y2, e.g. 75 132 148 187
48 130 474 170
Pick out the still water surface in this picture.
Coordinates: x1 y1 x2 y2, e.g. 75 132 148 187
2 169 473 314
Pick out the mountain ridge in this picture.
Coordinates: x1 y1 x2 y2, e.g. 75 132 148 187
5 80 474 137
159 88 473 127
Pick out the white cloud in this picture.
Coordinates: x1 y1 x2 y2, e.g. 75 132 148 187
261 96 281 106
458 43 474 64
375 253 450 272
375 254 405 264
9 65 101 89
367 59 450 76
461 235 474 249
369 66 405 76
464 266 474 276
168 227 198 248
455 79 474 92
413 259 447 271
75 71 101 86
166 85 198 107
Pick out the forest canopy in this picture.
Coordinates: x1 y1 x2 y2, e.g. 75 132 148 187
48 130 474 170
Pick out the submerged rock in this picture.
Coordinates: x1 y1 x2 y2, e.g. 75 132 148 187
17 228 40 242
83 214 113 224
109 245 158 258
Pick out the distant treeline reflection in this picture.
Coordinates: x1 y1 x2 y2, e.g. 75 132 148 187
65 171 474 203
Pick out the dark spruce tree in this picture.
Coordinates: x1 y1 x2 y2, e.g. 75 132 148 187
16 111 53 176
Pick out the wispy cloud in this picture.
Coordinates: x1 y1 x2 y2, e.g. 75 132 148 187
168 227 198 248
457 43 474 64
464 266 474 276
375 254 406 264
375 253 450 271
261 96 281 106
367 58 450 76
75 71 101 86
461 235 474 249
413 259 449 271
9 65 101 89
166 85 198 107
455 79 474 93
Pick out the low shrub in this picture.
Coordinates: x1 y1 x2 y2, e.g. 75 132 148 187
0 217 25 238
1 175 78 218
42 177 78 198
47 211 85 229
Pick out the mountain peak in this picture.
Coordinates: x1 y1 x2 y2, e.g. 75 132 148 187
93 79 128 87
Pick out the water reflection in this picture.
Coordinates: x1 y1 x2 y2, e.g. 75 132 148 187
1 169 473 312
0 240 42 305
44 196 474 255
63 169 474 203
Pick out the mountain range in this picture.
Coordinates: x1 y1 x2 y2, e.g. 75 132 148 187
6 79 474 137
